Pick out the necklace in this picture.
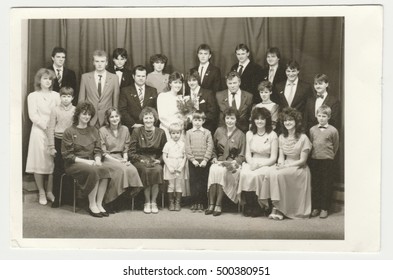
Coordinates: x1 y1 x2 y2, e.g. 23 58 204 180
257 131 266 137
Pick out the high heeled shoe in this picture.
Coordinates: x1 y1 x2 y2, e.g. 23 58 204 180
100 211 109 217
205 205 215 215
88 208 103 218
46 192 55 203
213 205 222 216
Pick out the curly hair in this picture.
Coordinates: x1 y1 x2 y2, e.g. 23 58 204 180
34 68 56 91
104 107 122 128
185 70 201 85
72 101 96 126
149 54 168 66
257 80 273 92
222 107 239 123
168 71 184 86
279 107 303 138
139 106 159 124
250 107 273 134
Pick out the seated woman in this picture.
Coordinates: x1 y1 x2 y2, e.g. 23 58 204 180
262 107 312 220
99 107 143 212
129 107 167 214
61 101 111 218
238 107 278 217
206 107 246 216
146 54 170 94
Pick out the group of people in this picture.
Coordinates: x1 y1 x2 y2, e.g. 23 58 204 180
25 43 340 220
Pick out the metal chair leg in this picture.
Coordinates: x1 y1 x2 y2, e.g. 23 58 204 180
59 173 66 207
73 179 76 213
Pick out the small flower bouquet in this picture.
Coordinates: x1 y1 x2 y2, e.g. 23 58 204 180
219 161 240 174
176 94 197 128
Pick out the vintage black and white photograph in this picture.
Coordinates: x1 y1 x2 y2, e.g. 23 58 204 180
10 6 381 251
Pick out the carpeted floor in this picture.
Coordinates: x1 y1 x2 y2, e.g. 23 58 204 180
22 198 344 240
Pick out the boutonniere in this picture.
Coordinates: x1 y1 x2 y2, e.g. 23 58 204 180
205 71 210 76
224 98 228 102
199 99 206 104
231 139 235 143
280 91 284 95
73 134 77 138
149 96 153 99
132 94 138 98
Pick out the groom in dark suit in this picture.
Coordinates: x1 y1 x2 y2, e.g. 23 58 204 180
216 71 253 133
78 50 120 128
230 43 263 104
48 47 78 105
119 65 158 133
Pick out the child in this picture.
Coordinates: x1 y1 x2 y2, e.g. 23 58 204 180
162 123 188 211
253 81 279 130
185 111 213 212
146 54 169 94
46 86 76 207
309 105 339 219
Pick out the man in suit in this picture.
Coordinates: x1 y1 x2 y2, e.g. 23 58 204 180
274 60 313 115
49 47 78 105
119 65 158 133
216 71 253 133
107 48 133 89
261 47 287 104
185 70 218 133
187 43 221 95
304 74 340 132
78 50 120 128
230 43 263 104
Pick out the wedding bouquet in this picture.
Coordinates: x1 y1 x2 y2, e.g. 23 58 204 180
176 94 197 128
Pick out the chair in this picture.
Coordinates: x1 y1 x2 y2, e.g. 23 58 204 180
59 173 78 213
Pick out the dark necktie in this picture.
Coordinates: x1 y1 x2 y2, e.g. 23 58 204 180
56 69 62 87
317 94 324 99
231 92 237 110
98 75 102 97
200 66 204 81
238 65 244 76
138 87 144 106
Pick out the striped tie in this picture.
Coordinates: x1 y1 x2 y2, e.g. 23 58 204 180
138 87 144 106
56 69 62 87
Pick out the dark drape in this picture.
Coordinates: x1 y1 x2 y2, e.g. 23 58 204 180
23 17 344 181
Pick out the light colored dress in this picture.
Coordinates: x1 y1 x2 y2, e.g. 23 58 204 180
263 134 312 219
26 90 61 174
238 131 278 196
253 102 279 127
207 127 246 203
163 139 187 180
99 125 143 203
146 72 169 94
157 90 184 139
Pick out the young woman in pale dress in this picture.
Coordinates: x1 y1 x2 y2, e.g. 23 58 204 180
253 81 279 130
26 68 60 205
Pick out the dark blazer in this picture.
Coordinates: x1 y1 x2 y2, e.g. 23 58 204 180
49 66 78 105
261 64 287 104
230 61 263 103
275 79 313 115
188 64 221 94
119 84 158 132
216 89 253 133
186 88 218 133
78 71 120 127
304 93 341 132
107 66 133 88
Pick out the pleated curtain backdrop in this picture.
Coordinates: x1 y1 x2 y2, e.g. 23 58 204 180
23 17 344 180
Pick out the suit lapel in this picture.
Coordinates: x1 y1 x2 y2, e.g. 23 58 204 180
239 91 247 114
88 72 99 99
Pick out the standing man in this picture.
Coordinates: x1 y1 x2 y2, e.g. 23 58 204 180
216 71 253 133
230 43 263 104
49 47 78 105
187 43 221 95
78 50 120 128
274 60 313 115
107 48 133 89
119 65 158 133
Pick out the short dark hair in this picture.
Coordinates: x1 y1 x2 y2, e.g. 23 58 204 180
250 107 273 134
149 54 168 66
132 65 147 75
258 81 273 92
314 73 329 84
279 107 304 138
51 47 67 58
223 107 239 122
185 70 201 85
112 48 128 59
168 71 184 86
197 44 212 54
192 110 206 120
104 107 122 127
266 47 281 59
139 106 159 123
235 43 250 53
286 60 300 71
225 71 241 82
59 86 74 97
73 101 96 126
34 68 56 91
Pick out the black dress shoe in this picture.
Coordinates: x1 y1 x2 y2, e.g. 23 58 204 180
88 208 103 218
100 211 109 217
205 205 215 215
213 206 222 216
51 202 59 208
104 205 116 214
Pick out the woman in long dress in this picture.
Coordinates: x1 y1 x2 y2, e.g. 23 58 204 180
62 102 111 218
99 108 143 212
129 107 167 214
26 68 60 205
205 107 246 216
263 107 312 220
238 107 278 217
